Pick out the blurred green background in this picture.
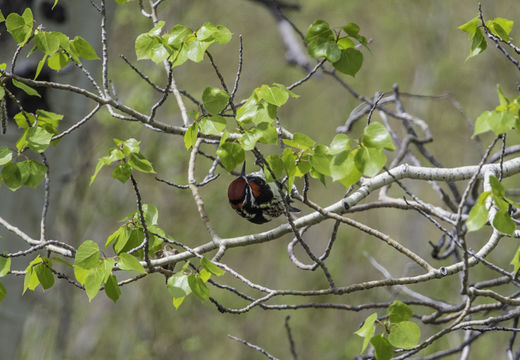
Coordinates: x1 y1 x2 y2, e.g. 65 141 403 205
1 0 520 359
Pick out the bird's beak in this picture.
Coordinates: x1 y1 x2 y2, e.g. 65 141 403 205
240 161 246 178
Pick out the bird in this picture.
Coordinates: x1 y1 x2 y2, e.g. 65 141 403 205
227 162 299 224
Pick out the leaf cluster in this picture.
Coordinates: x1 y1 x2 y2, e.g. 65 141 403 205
355 301 421 360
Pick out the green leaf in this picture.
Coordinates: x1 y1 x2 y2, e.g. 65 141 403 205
328 134 351 154
112 163 131 183
477 191 492 205
354 147 387 177
90 157 108 185
14 112 35 129
34 55 47 80
118 253 146 274
73 266 88 285
459 16 479 34
338 152 362 188
256 122 278 144
184 122 198 150
128 152 155 173
283 133 316 150
355 312 377 353
305 19 341 62
104 274 121 303
26 127 53 153
256 84 289 107
466 203 489 232
20 160 46 188
117 138 141 155
492 18 514 35
0 282 6 302
114 229 144 255
34 263 54 290
201 257 225 276
199 269 211 283
488 111 515 135
16 160 32 186
490 22 510 41
70 36 99 60
172 296 185 309
23 256 43 294
5 8 33 46
135 33 168 63
342 22 369 47
84 265 104 301
75 240 100 269
184 37 213 62
0 147 12 165
333 48 363 76
167 272 192 298
467 28 487 60
497 84 509 107
141 204 159 225
488 18 514 41
213 25 232 44
0 257 11 277
202 87 230 114
165 25 191 48
388 301 413 323
511 246 520 273
1 162 22 191
197 22 218 41
239 127 261 150
493 210 515 235
197 22 232 44
310 145 332 176
199 116 226 135
12 79 41 98
216 142 244 171
236 96 258 123
106 225 130 248
236 95 277 125
34 31 60 55
188 274 210 301
23 266 38 294
330 151 350 181
362 122 395 150
370 335 394 360
47 52 70 71
473 111 493 136
265 155 284 182
388 321 420 349
0 10 4 23
489 175 505 197
38 111 63 130
337 37 355 50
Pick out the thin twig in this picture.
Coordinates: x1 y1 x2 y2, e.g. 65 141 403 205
228 335 280 360
129 174 153 269
188 138 220 243
40 154 50 242
285 316 298 360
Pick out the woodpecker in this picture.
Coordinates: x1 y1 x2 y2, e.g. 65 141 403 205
228 162 298 224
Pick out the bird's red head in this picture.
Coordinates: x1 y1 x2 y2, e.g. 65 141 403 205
228 162 248 210
228 177 247 210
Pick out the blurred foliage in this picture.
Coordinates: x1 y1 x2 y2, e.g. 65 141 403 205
6 0 520 359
